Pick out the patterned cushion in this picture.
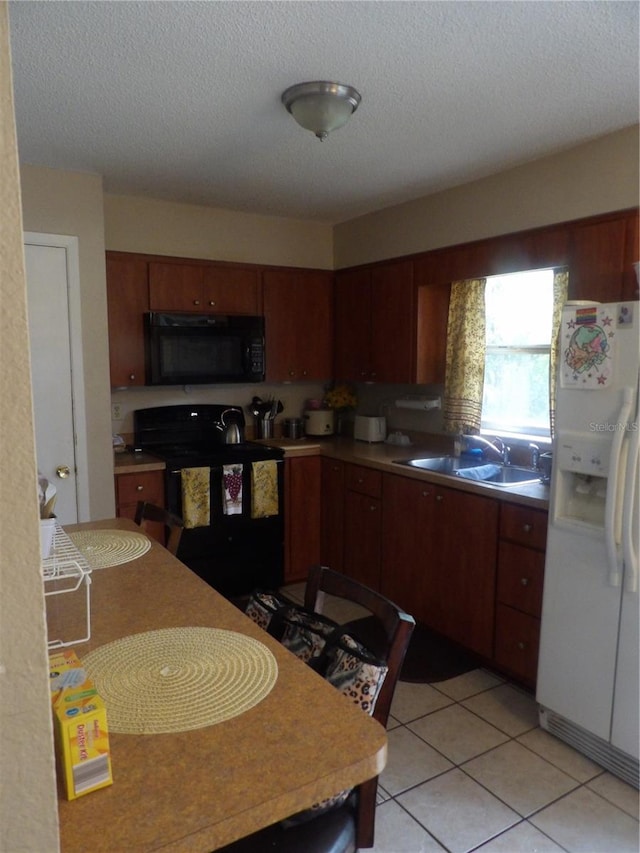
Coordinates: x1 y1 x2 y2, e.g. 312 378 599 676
323 632 388 714
244 591 291 634
279 609 339 664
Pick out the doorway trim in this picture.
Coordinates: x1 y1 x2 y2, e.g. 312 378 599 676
24 232 90 521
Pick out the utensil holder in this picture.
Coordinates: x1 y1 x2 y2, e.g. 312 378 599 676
256 419 273 439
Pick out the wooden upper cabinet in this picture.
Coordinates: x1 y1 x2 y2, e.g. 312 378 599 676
106 252 149 387
623 209 639 300
334 259 415 383
202 266 261 314
370 260 415 382
413 257 452 385
334 267 372 381
263 268 333 382
149 261 261 314
149 262 203 311
568 215 628 303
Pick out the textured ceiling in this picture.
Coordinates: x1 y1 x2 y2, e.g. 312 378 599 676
8 1 639 224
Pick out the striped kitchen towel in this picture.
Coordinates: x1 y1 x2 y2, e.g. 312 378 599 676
181 467 211 529
251 460 279 519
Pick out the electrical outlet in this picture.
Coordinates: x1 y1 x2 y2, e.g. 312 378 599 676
111 403 123 421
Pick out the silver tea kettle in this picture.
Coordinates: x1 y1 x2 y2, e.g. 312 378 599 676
216 409 243 444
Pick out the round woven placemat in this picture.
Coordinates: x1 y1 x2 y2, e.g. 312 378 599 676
68 529 151 569
82 627 278 734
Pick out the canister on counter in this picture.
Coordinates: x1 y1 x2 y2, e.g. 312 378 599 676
282 417 303 439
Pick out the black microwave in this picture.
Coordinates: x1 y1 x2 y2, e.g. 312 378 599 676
144 312 265 385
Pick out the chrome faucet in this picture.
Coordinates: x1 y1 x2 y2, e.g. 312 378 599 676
529 443 540 469
462 434 510 464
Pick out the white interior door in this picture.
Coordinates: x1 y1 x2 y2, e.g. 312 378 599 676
24 233 89 524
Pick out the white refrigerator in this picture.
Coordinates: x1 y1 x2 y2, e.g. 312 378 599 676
537 299 639 789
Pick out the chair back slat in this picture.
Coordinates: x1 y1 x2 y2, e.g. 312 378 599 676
134 501 184 556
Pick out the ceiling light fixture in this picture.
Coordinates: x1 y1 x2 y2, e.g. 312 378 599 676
281 81 361 141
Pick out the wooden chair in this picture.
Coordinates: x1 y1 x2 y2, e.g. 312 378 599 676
134 501 184 556
219 565 415 853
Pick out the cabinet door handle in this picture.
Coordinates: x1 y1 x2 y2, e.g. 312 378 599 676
370 504 377 511
435 494 444 502
357 478 364 484
208 300 215 306
520 577 530 587
289 370 296 377
129 373 136 381
422 490 430 497
517 641 526 650
193 299 200 306
136 484 144 491
522 523 532 533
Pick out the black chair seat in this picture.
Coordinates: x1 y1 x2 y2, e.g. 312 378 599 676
217 803 356 853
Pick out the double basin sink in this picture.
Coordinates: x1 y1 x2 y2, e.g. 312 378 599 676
393 456 542 488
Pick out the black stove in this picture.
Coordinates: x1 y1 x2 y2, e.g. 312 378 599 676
133 405 284 598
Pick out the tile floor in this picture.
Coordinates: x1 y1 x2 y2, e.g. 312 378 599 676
282 583 640 853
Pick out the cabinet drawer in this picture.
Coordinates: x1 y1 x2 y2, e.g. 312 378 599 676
497 541 545 617
500 504 548 550
116 471 164 507
494 603 540 685
345 464 381 498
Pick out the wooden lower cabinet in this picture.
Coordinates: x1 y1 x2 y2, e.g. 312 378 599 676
493 504 548 686
494 604 541 686
380 474 434 619
115 469 165 543
343 465 382 590
284 456 322 584
320 458 345 573
317 460 548 679
381 474 498 659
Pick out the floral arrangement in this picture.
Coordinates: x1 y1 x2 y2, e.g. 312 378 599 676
324 383 357 412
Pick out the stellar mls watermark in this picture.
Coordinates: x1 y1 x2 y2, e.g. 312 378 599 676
589 421 638 432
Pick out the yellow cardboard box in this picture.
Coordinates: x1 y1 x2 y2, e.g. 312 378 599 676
49 649 113 799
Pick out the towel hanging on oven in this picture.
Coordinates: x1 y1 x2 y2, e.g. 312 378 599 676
181 467 211 529
251 460 279 519
222 464 243 515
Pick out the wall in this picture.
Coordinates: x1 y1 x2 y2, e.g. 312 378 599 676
104 193 333 269
0 3 60 849
20 165 115 520
334 125 640 268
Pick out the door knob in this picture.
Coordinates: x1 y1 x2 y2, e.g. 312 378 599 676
56 465 71 479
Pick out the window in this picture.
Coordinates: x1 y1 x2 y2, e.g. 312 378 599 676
481 269 554 438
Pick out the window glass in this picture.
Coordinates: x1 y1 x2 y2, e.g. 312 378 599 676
482 269 554 437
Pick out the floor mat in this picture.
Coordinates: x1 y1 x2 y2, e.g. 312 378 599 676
344 616 481 684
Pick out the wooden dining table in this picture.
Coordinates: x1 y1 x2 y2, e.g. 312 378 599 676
52 518 387 852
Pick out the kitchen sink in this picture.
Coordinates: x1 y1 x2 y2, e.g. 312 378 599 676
393 457 542 487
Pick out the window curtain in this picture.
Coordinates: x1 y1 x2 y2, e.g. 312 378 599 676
443 278 487 434
549 267 569 437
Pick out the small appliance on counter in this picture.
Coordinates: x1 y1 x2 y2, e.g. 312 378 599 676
282 418 304 439
304 409 334 436
354 415 386 443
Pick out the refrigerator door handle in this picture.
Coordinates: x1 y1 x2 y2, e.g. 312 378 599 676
622 396 639 593
605 388 633 587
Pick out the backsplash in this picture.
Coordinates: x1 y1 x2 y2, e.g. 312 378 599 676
111 381 328 437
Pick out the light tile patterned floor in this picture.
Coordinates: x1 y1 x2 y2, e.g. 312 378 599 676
282 582 640 853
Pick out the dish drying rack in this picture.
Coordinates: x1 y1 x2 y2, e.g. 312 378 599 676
42 522 92 649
